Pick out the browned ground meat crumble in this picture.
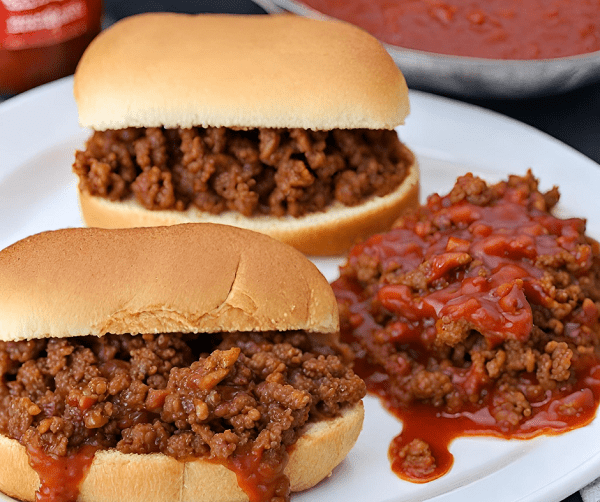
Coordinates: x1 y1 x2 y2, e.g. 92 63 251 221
333 171 600 479
0 331 365 471
72 126 413 217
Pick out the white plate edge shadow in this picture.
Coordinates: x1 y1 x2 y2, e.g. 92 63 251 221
1 77 600 502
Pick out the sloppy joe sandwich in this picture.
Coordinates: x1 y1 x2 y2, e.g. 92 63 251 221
0 223 365 502
72 13 419 256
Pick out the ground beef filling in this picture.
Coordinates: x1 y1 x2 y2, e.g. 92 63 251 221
72 126 413 217
0 331 366 501
332 171 600 482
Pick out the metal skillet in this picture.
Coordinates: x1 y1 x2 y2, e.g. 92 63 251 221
252 0 600 99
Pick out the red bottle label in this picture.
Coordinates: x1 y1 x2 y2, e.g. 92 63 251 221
0 0 93 50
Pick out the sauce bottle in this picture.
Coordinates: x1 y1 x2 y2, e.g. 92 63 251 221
0 0 102 96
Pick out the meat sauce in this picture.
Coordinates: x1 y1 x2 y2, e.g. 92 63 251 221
73 127 413 218
357 356 600 482
299 0 600 59
333 172 600 481
0 331 365 502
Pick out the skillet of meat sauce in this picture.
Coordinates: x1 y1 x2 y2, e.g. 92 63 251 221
72 126 413 217
332 171 600 482
0 331 366 502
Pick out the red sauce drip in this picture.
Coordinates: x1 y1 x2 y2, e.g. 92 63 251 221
223 445 290 502
299 0 600 59
25 445 97 502
332 175 600 482
360 359 600 482
26 436 289 502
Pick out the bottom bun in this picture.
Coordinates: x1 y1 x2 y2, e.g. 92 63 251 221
0 402 364 502
78 162 419 256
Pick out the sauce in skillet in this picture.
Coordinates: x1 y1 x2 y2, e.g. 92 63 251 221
300 0 600 59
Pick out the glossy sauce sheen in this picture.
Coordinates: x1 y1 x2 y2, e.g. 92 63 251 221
26 440 290 502
300 0 600 59
333 176 600 482
26 445 97 502
225 446 290 501
361 359 600 482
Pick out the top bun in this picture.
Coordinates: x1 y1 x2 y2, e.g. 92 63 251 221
73 13 409 131
0 224 338 342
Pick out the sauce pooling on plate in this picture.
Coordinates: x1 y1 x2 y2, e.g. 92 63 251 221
300 0 600 59
333 172 600 481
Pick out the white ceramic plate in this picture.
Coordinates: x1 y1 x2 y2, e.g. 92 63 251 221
1 77 600 502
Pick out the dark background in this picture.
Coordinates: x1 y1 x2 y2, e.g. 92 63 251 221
102 1 596 501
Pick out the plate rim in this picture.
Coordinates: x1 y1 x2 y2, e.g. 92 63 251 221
2 76 600 502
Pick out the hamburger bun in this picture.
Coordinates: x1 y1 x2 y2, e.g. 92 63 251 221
0 223 338 342
74 13 409 131
0 224 364 502
72 13 419 256
0 403 364 502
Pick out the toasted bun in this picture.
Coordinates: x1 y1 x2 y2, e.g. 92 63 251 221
0 224 338 342
78 160 419 256
0 402 363 502
73 13 409 131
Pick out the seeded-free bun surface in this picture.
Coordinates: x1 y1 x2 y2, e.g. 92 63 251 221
0 224 339 342
0 402 364 502
73 13 409 131
78 161 420 256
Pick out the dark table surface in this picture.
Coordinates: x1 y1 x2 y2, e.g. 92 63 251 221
460 82 600 166
55 2 600 501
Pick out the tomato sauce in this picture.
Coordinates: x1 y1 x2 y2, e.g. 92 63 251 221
26 439 291 502
26 444 97 502
299 0 600 59
358 356 600 482
332 172 600 482
25 438 291 502
224 445 290 502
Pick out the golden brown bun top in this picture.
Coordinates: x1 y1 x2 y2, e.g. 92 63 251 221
0 224 339 342
74 13 409 131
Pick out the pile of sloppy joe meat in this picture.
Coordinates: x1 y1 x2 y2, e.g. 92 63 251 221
72 126 414 217
333 171 600 482
0 331 366 502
